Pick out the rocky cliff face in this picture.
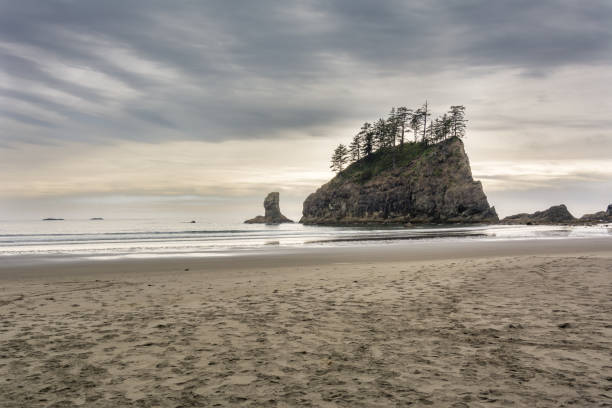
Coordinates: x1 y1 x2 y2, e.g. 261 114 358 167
501 204 576 225
300 137 498 225
245 192 293 224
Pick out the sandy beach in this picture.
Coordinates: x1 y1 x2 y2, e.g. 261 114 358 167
1 238 611 407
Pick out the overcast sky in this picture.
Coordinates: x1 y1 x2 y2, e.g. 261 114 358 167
1 0 611 220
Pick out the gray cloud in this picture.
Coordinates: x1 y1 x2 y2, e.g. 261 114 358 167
448 1 612 66
0 109 59 129
1 0 611 146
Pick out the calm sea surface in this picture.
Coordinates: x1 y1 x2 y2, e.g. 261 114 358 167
0 218 610 261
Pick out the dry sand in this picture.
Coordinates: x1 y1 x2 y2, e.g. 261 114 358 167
1 239 611 407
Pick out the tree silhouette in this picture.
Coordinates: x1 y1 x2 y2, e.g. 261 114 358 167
449 105 467 138
443 113 452 139
431 117 442 143
395 106 411 146
330 144 349 173
373 118 388 150
387 107 398 147
329 103 468 168
361 122 374 157
349 132 362 162
420 101 431 142
410 110 423 142
425 120 434 145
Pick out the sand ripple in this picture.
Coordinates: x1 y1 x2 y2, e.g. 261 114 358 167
1 255 611 407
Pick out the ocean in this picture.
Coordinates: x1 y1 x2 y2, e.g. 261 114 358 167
1 218 610 262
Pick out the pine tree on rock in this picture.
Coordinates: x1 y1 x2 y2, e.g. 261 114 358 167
361 123 374 157
410 110 423 143
330 144 349 173
395 106 411 146
373 119 388 150
425 120 435 145
420 101 431 143
442 113 452 140
327 102 469 171
432 117 443 143
348 132 362 162
449 105 467 138
387 107 399 147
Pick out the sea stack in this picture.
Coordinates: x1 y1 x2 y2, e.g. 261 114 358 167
245 192 294 224
300 137 497 225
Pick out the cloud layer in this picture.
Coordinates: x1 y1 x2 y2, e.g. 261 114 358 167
2 0 611 143
1 0 611 216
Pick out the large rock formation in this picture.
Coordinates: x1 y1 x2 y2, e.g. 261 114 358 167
501 204 576 225
300 137 498 225
245 192 294 224
579 203 612 223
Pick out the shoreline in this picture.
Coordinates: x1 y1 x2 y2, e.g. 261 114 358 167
1 237 611 406
1 236 611 280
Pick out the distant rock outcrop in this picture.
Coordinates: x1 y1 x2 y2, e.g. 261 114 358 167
245 192 294 224
579 204 612 223
300 137 498 225
501 204 576 225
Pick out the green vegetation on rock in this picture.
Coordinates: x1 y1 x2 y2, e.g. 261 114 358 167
338 141 431 184
330 102 467 174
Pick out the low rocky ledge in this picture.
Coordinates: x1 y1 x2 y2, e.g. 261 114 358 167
578 204 612 223
501 204 576 225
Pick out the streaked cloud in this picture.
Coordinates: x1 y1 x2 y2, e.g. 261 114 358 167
0 0 611 217
473 160 612 191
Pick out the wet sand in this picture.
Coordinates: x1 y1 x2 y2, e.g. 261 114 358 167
1 239 611 407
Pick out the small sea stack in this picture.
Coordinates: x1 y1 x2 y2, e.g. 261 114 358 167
245 192 294 224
